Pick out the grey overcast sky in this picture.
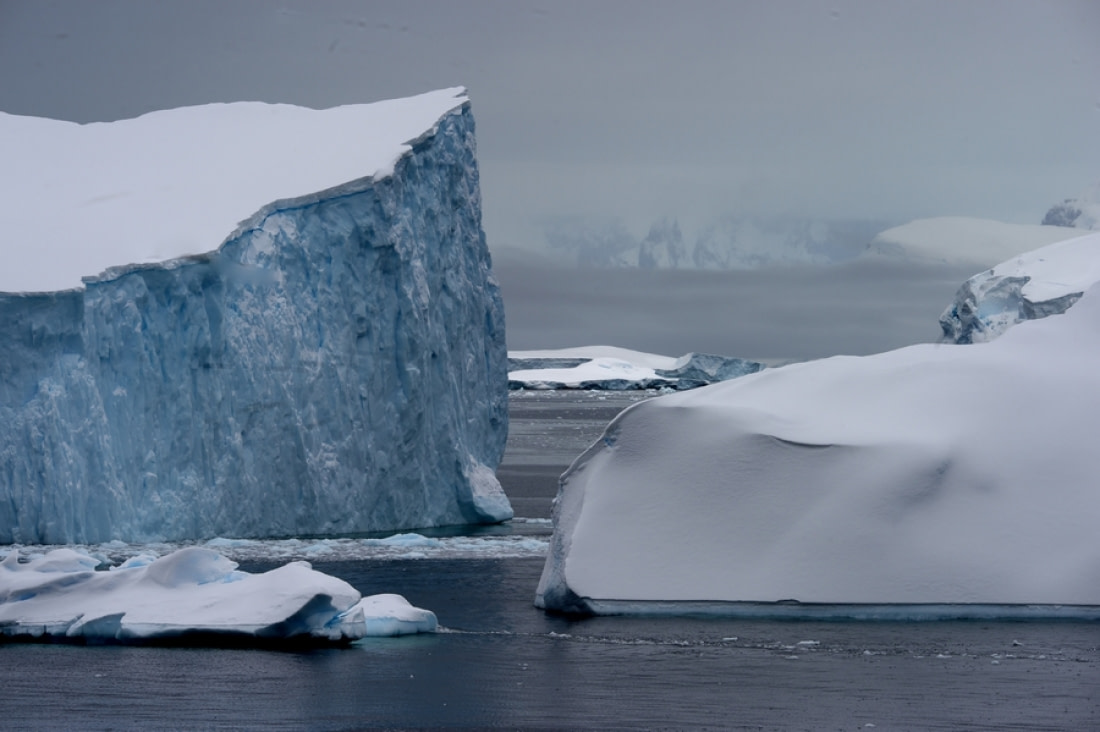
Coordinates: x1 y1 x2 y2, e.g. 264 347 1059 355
2 0 1098 359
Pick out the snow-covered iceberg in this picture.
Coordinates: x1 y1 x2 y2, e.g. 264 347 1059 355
940 231 1100 343
1041 184 1100 230
509 346 762 390
0 88 511 544
536 281 1100 618
0 546 436 644
864 216 1085 268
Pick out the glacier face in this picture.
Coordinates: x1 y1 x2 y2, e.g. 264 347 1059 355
0 98 511 544
939 231 1100 343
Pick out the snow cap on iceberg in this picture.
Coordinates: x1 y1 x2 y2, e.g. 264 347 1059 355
0 88 468 293
865 216 1084 269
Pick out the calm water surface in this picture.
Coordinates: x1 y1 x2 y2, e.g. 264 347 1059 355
2 392 1098 730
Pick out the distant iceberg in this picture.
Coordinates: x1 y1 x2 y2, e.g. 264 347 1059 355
1041 184 1100 230
0 89 511 544
537 255 1100 617
509 346 762 390
940 231 1100 343
0 546 436 644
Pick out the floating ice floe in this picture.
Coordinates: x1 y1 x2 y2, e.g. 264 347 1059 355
1 531 550 568
509 346 761 390
0 546 437 645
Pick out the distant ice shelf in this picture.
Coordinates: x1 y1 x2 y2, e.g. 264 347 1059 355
508 346 762 390
0 89 512 544
864 216 1085 269
0 546 437 645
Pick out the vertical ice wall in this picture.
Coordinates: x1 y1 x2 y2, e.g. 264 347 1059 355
0 101 511 543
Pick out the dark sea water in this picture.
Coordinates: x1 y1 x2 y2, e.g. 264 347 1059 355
2 392 1098 730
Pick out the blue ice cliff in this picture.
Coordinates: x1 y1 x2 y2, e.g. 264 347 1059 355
939 231 1100 343
0 90 512 543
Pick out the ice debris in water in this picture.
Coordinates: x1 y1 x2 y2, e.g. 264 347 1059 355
0 546 437 644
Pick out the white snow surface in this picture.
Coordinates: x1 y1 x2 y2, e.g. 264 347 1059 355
0 88 467 293
0 546 437 642
979 231 1100 303
865 217 1084 268
537 283 1100 614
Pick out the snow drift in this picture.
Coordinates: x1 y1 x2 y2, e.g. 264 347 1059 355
0 546 436 644
0 89 511 544
537 269 1100 617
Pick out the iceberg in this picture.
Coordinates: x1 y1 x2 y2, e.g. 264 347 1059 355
508 346 762 391
939 231 1100 343
536 278 1100 617
0 546 437 644
1041 184 1100 230
0 88 511 544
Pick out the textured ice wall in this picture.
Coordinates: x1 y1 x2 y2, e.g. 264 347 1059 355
0 103 511 544
939 231 1100 343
